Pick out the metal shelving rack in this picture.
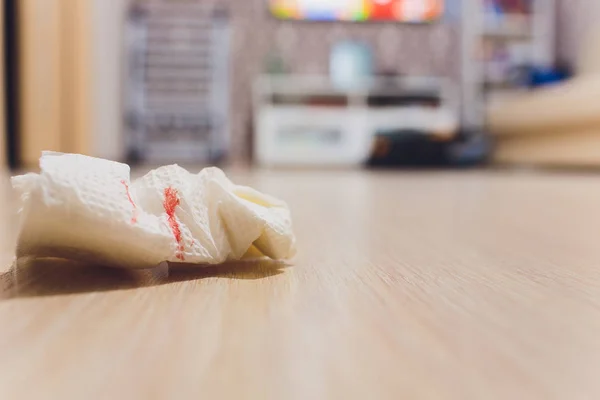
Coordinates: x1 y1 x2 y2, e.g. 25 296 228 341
460 0 555 129
124 1 230 164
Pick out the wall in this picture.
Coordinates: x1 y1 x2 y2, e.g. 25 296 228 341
91 0 129 161
556 0 600 71
18 0 63 165
18 0 92 166
15 0 126 164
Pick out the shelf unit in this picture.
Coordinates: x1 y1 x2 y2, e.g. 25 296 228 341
124 2 230 164
253 75 459 167
460 0 555 128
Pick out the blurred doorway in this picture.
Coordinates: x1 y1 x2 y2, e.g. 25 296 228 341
2 0 18 168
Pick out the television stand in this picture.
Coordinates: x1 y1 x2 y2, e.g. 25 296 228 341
253 75 459 167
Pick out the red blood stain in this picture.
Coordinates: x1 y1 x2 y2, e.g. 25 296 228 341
120 180 137 224
164 187 185 260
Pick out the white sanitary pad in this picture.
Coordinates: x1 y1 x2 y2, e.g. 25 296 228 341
11 152 296 269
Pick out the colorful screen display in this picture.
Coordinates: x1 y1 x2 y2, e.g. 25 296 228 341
269 0 444 23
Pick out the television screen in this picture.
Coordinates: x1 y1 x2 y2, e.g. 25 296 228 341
269 0 444 23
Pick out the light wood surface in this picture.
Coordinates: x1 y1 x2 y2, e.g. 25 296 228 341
3 169 600 399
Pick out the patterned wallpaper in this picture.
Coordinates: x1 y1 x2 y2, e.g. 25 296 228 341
209 0 461 161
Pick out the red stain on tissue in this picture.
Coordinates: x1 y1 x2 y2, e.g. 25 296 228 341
164 187 185 260
120 180 138 224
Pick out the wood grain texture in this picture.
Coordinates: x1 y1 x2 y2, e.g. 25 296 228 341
2 169 600 399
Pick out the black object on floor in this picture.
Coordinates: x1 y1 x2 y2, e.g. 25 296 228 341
366 129 491 168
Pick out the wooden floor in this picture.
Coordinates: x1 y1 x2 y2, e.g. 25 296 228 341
2 168 600 399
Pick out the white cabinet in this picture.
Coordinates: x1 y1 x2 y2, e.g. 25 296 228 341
253 75 459 167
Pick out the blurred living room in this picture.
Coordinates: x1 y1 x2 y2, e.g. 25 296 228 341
2 0 598 170
5 1 600 399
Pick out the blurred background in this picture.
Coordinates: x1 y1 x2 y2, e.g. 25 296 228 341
0 0 598 170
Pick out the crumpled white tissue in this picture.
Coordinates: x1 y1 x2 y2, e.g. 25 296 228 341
11 152 296 269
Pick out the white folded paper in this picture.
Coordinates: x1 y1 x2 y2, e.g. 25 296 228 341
11 152 296 269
